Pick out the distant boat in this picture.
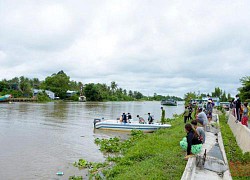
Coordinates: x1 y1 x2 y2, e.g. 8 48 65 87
78 95 86 102
0 94 11 102
93 119 171 133
161 99 177 106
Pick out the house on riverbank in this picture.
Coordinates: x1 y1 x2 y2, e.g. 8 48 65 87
33 89 55 99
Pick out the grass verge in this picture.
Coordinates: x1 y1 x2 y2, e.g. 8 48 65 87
219 112 250 179
96 115 187 180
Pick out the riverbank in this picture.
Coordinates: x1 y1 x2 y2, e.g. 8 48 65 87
85 114 188 179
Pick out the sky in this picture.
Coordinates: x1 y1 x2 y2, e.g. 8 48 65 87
0 0 249 98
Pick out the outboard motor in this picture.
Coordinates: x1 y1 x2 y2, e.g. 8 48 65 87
93 118 101 128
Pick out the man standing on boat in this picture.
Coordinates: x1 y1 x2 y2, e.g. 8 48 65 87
122 113 127 123
148 113 153 124
161 107 165 124
127 113 132 123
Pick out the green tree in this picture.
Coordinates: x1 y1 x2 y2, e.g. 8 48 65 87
83 83 103 101
220 91 227 102
43 71 70 99
19 76 32 97
227 93 232 101
111 81 117 94
128 90 133 97
238 76 250 101
0 80 9 92
184 92 197 105
212 87 222 98
133 91 143 99
30 78 41 89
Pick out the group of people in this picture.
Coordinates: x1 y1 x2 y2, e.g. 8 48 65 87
119 112 154 124
181 98 212 160
182 104 193 123
119 113 133 123
180 110 207 160
231 94 249 127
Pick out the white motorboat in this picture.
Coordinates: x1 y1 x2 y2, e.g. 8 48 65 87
93 119 171 133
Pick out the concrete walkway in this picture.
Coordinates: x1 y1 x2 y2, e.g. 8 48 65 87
181 113 232 180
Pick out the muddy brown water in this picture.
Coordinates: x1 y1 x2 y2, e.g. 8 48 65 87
0 101 184 179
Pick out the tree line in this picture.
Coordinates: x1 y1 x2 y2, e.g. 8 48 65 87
183 75 250 104
0 70 183 102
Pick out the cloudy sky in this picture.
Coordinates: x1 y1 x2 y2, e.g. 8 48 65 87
0 0 249 97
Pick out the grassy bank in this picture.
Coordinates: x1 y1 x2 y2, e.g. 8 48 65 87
219 112 250 179
88 115 187 180
73 115 188 179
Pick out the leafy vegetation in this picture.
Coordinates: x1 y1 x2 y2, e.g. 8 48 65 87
69 175 83 180
219 113 250 179
238 76 250 102
0 71 182 102
183 87 232 105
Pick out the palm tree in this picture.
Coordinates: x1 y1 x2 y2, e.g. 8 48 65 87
111 81 118 94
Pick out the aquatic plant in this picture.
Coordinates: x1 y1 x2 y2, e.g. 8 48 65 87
69 175 83 180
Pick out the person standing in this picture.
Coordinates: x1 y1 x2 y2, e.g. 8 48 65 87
122 113 127 123
241 102 249 127
127 113 132 123
148 113 153 124
161 107 165 124
235 94 241 122
206 100 213 122
183 106 189 123
187 104 193 121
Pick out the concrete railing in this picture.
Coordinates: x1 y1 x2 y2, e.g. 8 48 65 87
227 112 250 153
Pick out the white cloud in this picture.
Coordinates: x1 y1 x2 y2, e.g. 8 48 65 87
0 0 249 97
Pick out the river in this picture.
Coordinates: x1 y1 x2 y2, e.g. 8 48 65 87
0 101 184 179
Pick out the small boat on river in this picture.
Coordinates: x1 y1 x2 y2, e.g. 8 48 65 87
93 119 171 133
161 99 177 106
0 94 11 102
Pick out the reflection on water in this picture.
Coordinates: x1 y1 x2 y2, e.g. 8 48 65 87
0 101 184 179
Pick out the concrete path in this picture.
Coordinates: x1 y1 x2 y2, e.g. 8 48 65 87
181 113 232 180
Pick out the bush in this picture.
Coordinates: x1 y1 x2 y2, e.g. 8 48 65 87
37 92 51 102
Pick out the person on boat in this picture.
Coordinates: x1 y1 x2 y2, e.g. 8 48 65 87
196 107 208 131
137 115 145 124
148 113 153 124
122 113 127 123
160 107 165 124
127 113 132 123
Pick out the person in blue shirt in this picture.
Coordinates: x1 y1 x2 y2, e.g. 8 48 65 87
148 113 153 124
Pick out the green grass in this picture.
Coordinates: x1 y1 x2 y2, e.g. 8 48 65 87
101 115 187 180
219 113 250 179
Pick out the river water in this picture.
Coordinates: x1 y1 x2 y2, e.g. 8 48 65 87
0 101 184 179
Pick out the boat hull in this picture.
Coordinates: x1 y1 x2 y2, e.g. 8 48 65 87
0 94 11 102
161 100 177 106
94 120 171 133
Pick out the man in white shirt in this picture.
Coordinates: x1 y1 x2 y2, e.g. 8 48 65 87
196 108 208 131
